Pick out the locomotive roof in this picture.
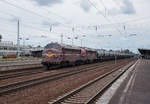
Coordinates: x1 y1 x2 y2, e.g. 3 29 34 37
48 42 97 51
84 47 96 52
48 42 96 52
61 44 81 50
49 42 81 50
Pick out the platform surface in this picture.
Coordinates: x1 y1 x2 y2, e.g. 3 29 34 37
109 59 150 104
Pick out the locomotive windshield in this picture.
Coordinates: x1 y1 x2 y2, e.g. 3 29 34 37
45 44 61 49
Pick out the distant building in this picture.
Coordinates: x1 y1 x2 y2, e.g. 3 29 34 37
31 47 44 57
0 41 44 57
0 41 18 57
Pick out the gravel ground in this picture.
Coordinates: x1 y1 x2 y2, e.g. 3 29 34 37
0 59 134 104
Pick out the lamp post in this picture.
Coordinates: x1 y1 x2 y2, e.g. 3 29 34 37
17 20 20 57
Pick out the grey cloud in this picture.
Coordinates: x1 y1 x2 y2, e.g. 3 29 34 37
80 0 91 12
32 0 63 6
120 0 136 14
107 0 136 15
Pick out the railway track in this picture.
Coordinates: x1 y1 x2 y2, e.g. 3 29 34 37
0 61 112 80
0 68 46 80
49 61 135 104
0 59 133 96
0 59 123 80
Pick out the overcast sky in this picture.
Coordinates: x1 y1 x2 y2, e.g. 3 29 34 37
0 0 150 53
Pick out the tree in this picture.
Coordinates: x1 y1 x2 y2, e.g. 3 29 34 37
124 49 130 53
0 34 2 42
37 45 41 48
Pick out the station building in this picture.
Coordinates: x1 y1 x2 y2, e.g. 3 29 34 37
0 41 18 57
0 41 44 57
138 48 150 59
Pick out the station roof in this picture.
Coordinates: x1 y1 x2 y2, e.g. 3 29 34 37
138 48 150 55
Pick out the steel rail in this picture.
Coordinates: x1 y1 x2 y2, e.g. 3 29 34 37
0 68 45 80
50 61 135 104
85 61 136 104
0 60 129 96
0 60 111 80
0 59 116 79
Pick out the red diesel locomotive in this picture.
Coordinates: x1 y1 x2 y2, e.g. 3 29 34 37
41 42 97 69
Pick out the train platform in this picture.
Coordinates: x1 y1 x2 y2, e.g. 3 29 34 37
0 60 41 66
96 59 150 104
0 60 42 71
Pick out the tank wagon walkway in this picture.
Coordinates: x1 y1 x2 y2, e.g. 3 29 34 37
108 59 150 104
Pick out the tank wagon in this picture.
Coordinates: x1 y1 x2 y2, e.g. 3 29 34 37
42 42 133 69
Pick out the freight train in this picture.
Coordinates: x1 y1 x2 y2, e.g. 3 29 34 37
41 42 133 69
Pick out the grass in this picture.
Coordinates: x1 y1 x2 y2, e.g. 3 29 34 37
0 57 41 62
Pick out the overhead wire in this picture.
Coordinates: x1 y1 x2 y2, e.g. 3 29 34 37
0 0 119 33
98 0 107 15
1 0 149 40
98 0 127 34
12 0 72 24
0 0 149 28
1 0 73 28
0 14 84 40
87 0 124 35
0 0 95 38
0 9 149 40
